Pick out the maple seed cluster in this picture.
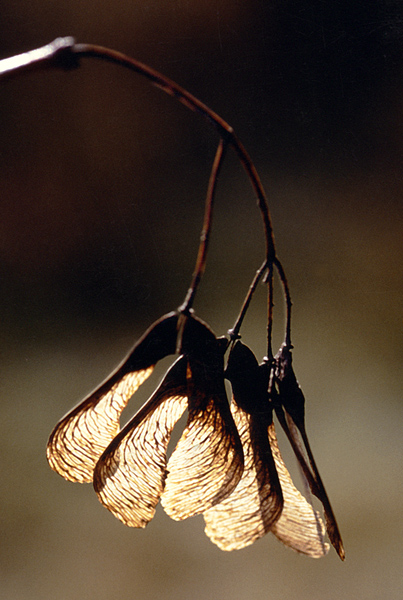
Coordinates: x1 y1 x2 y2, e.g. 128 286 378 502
3 36 343 561
47 310 344 560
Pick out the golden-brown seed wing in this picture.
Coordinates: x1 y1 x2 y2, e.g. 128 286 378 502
275 407 345 559
203 401 283 551
47 311 179 484
161 396 244 521
47 367 153 483
94 393 187 527
274 344 344 559
93 359 188 527
93 357 187 526
268 423 329 558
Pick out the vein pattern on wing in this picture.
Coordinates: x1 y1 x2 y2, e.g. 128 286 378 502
268 423 329 558
94 357 188 527
47 311 179 483
47 367 153 483
161 389 243 520
203 400 283 551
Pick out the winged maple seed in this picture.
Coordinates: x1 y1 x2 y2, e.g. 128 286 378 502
0 39 344 562
93 315 244 525
273 343 345 560
47 311 179 482
47 312 244 526
47 310 344 559
204 341 330 558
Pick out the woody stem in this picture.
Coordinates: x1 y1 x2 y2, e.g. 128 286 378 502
0 38 277 269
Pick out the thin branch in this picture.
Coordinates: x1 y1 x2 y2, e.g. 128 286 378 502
0 37 79 79
0 38 276 267
0 38 287 345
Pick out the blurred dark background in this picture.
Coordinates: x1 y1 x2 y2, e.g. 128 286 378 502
1 1 402 599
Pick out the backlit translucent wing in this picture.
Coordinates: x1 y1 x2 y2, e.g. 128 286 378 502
47 367 153 483
94 357 188 527
274 343 345 560
275 407 345 560
161 393 243 520
47 312 179 483
203 400 283 551
268 423 329 558
161 316 243 520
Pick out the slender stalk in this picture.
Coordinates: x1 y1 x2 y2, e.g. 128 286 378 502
179 139 227 314
264 263 274 359
273 257 292 347
228 260 268 342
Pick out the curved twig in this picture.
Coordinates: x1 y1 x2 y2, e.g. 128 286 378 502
0 37 290 346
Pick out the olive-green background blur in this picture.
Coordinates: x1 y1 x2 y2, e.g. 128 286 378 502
1 2 402 599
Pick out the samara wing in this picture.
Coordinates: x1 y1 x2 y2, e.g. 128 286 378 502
94 357 188 527
203 341 283 550
268 422 329 557
161 316 244 520
274 343 345 560
47 312 179 483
